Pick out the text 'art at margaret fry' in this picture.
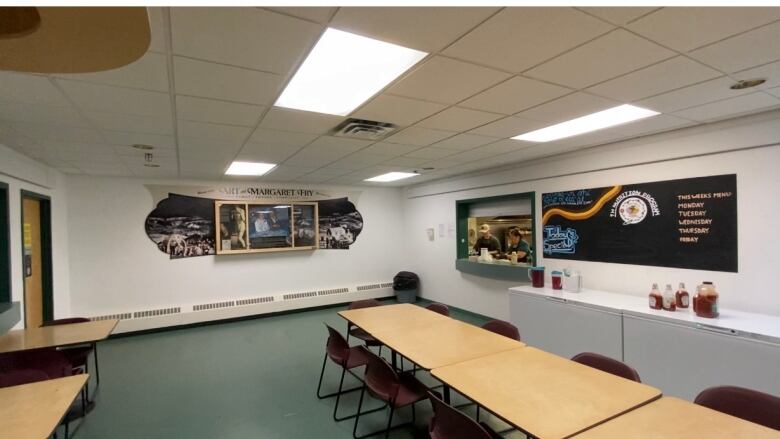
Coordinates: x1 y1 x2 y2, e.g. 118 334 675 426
541 174 737 272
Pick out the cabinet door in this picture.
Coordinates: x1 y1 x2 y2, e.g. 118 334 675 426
509 293 623 360
623 314 780 400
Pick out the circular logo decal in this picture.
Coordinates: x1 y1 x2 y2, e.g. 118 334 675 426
618 197 648 225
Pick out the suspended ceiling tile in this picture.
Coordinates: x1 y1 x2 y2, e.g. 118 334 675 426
351 94 447 127
627 7 780 52
767 87 780 98
171 7 323 74
264 164 318 179
330 7 499 52
416 107 503 132
478 138 535 155
101 131 176 149
179 157 230 174
303 135 372 154
10 123 105 143
467 116 546 138
672 92 780 122
404 147 457 160
383 126 455 146
417 158 462 169
0 72 70 106
176 95 264 127
284 143 361 167
359 141 420 156
56 79 171 117
382 156 429 167
328 151 389 168
85 111 173 135
525 29 676 89
610 114 698 138
55 52 170 92
733 60 780 90
259 108 344 134
445 145 506 163
689 21 780 73
177 120 252 143
146 7 167 53
516 92 618 124
0 102 89 127
248 128 318 147
235 142 301 163
266 7 336 23
636 76 756 113
173 56 283 105
579 7 658 25
586 56 723 103
178 137 243 161
386 56 510 105
430 133 500 151
460 76 572 115
443 8 613 73
114 144 176 158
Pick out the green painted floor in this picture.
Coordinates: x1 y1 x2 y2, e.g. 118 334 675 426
64 301 524 439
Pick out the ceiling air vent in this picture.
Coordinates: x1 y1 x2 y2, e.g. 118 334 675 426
331 118 397 140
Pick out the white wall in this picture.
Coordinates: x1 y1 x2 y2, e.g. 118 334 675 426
403 110 780 320
0 143 71 326
65 176 406 317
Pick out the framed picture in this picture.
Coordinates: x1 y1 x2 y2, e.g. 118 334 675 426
215 200 319 255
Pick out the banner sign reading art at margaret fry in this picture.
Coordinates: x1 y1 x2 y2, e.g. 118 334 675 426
541 174 737 272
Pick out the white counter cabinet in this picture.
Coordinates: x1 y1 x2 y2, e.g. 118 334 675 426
509 286 780 400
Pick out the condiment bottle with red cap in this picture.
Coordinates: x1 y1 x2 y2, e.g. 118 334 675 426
675 282 690 309
649 283 663 310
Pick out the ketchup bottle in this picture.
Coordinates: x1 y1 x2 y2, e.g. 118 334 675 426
649 283 663 310
662 284 676 311
675 282 690 309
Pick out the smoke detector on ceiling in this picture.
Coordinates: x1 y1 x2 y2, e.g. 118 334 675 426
730 78 766 90
331 118 398 140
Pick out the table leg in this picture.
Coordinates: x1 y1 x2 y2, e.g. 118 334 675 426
391 350 397 369
443 384 451 404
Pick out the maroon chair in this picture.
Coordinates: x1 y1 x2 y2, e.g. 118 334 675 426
481 320 521 341
346 300 384 353
318 324 384 422
0 368 50 388
353 347 429 439
428 391 502 439
426 303 450 316
695 386 780 431
571 352 641 382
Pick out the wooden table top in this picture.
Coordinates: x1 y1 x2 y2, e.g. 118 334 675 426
0 319 118 354
432 347 661 439
573 396 780 438
372 317 525 370
0 374 88 439
338 303 450 333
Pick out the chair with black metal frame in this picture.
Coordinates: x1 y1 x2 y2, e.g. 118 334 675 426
42 318 100 400
353 347 430 439
317 324 385 422
426 303 449 316
694 385 780 431
345 300 384 355
570 352 642 382
428 390 503 439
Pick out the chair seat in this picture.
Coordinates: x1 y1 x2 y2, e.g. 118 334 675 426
344 346 370 369
349 327 382 346
60 346 92 368
393 372 429 408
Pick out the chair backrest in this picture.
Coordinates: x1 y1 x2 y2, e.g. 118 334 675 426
324 324 351 366
571 352 641 382
42 317 91 327
428 390 494 439
0 349 73 379
348 299 381 310
695 386 780 431
426 303 450 316
481 320 521 341
0 368 50 388
362 347 400 403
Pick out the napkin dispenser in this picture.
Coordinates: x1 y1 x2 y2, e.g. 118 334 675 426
562 270 581 293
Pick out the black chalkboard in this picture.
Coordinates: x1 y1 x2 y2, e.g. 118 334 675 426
542 174 737 272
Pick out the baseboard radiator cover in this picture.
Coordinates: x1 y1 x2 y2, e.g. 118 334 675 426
89 281 394 334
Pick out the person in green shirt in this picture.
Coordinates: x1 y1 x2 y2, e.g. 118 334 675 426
473 224 502 256
505 228 531 263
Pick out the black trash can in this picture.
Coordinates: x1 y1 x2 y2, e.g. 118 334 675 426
393 271 419 303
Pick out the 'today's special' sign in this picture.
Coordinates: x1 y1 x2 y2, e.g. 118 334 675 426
541 174 737 272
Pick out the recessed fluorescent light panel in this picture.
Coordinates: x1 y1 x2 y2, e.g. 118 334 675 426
512 104 660 143
364 172 418 183
225 161 276 176
275 28 427 116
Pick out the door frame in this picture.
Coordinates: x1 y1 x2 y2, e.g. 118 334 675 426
20 190 53 326
0 181 9 304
